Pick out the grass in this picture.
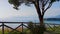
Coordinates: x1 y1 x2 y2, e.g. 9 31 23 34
0 26 60 34
46 25 60 34
0 27 23 34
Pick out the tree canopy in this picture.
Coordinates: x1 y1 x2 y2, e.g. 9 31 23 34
8 0 60 10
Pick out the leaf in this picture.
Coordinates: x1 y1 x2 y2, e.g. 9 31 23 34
50 0 60 3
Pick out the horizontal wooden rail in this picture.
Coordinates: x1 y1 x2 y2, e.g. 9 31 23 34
0 22 60 34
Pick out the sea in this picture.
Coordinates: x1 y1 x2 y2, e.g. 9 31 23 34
44 20 60 24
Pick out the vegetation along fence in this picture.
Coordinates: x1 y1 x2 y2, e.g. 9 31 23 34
0 22 60 34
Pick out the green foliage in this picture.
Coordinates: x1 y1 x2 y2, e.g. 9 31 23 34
8 0 60 10
8 0 20 6
10 31 20 34
50 0 60 3
28 22 46 34
8 0 20 10
10 31 27 34
47 25 60 34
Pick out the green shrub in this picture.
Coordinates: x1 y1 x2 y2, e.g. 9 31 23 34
28 22 46 34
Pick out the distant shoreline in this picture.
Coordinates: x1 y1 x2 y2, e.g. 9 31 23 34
44 18 60 21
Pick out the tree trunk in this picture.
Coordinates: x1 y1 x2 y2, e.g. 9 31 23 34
34 1 46 34
40 15 44 26
33 0 44 26
35 5 45 34
38 14 46 34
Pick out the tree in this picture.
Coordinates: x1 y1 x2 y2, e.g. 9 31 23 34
8 0 60 34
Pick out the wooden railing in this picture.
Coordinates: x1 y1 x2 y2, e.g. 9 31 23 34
0 22 60 34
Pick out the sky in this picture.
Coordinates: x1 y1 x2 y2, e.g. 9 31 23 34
0 0 60 22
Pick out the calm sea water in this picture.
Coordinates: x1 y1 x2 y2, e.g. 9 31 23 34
44 20 60 24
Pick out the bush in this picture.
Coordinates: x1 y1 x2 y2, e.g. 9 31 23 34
28 22 46 34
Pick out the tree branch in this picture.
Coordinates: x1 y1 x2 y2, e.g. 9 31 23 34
42 0 45 15
44 0 49 6
45 4 52 12
34 0 41 16
43 3 52 15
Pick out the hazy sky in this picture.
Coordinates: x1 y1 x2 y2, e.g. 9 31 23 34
0 0 60 22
